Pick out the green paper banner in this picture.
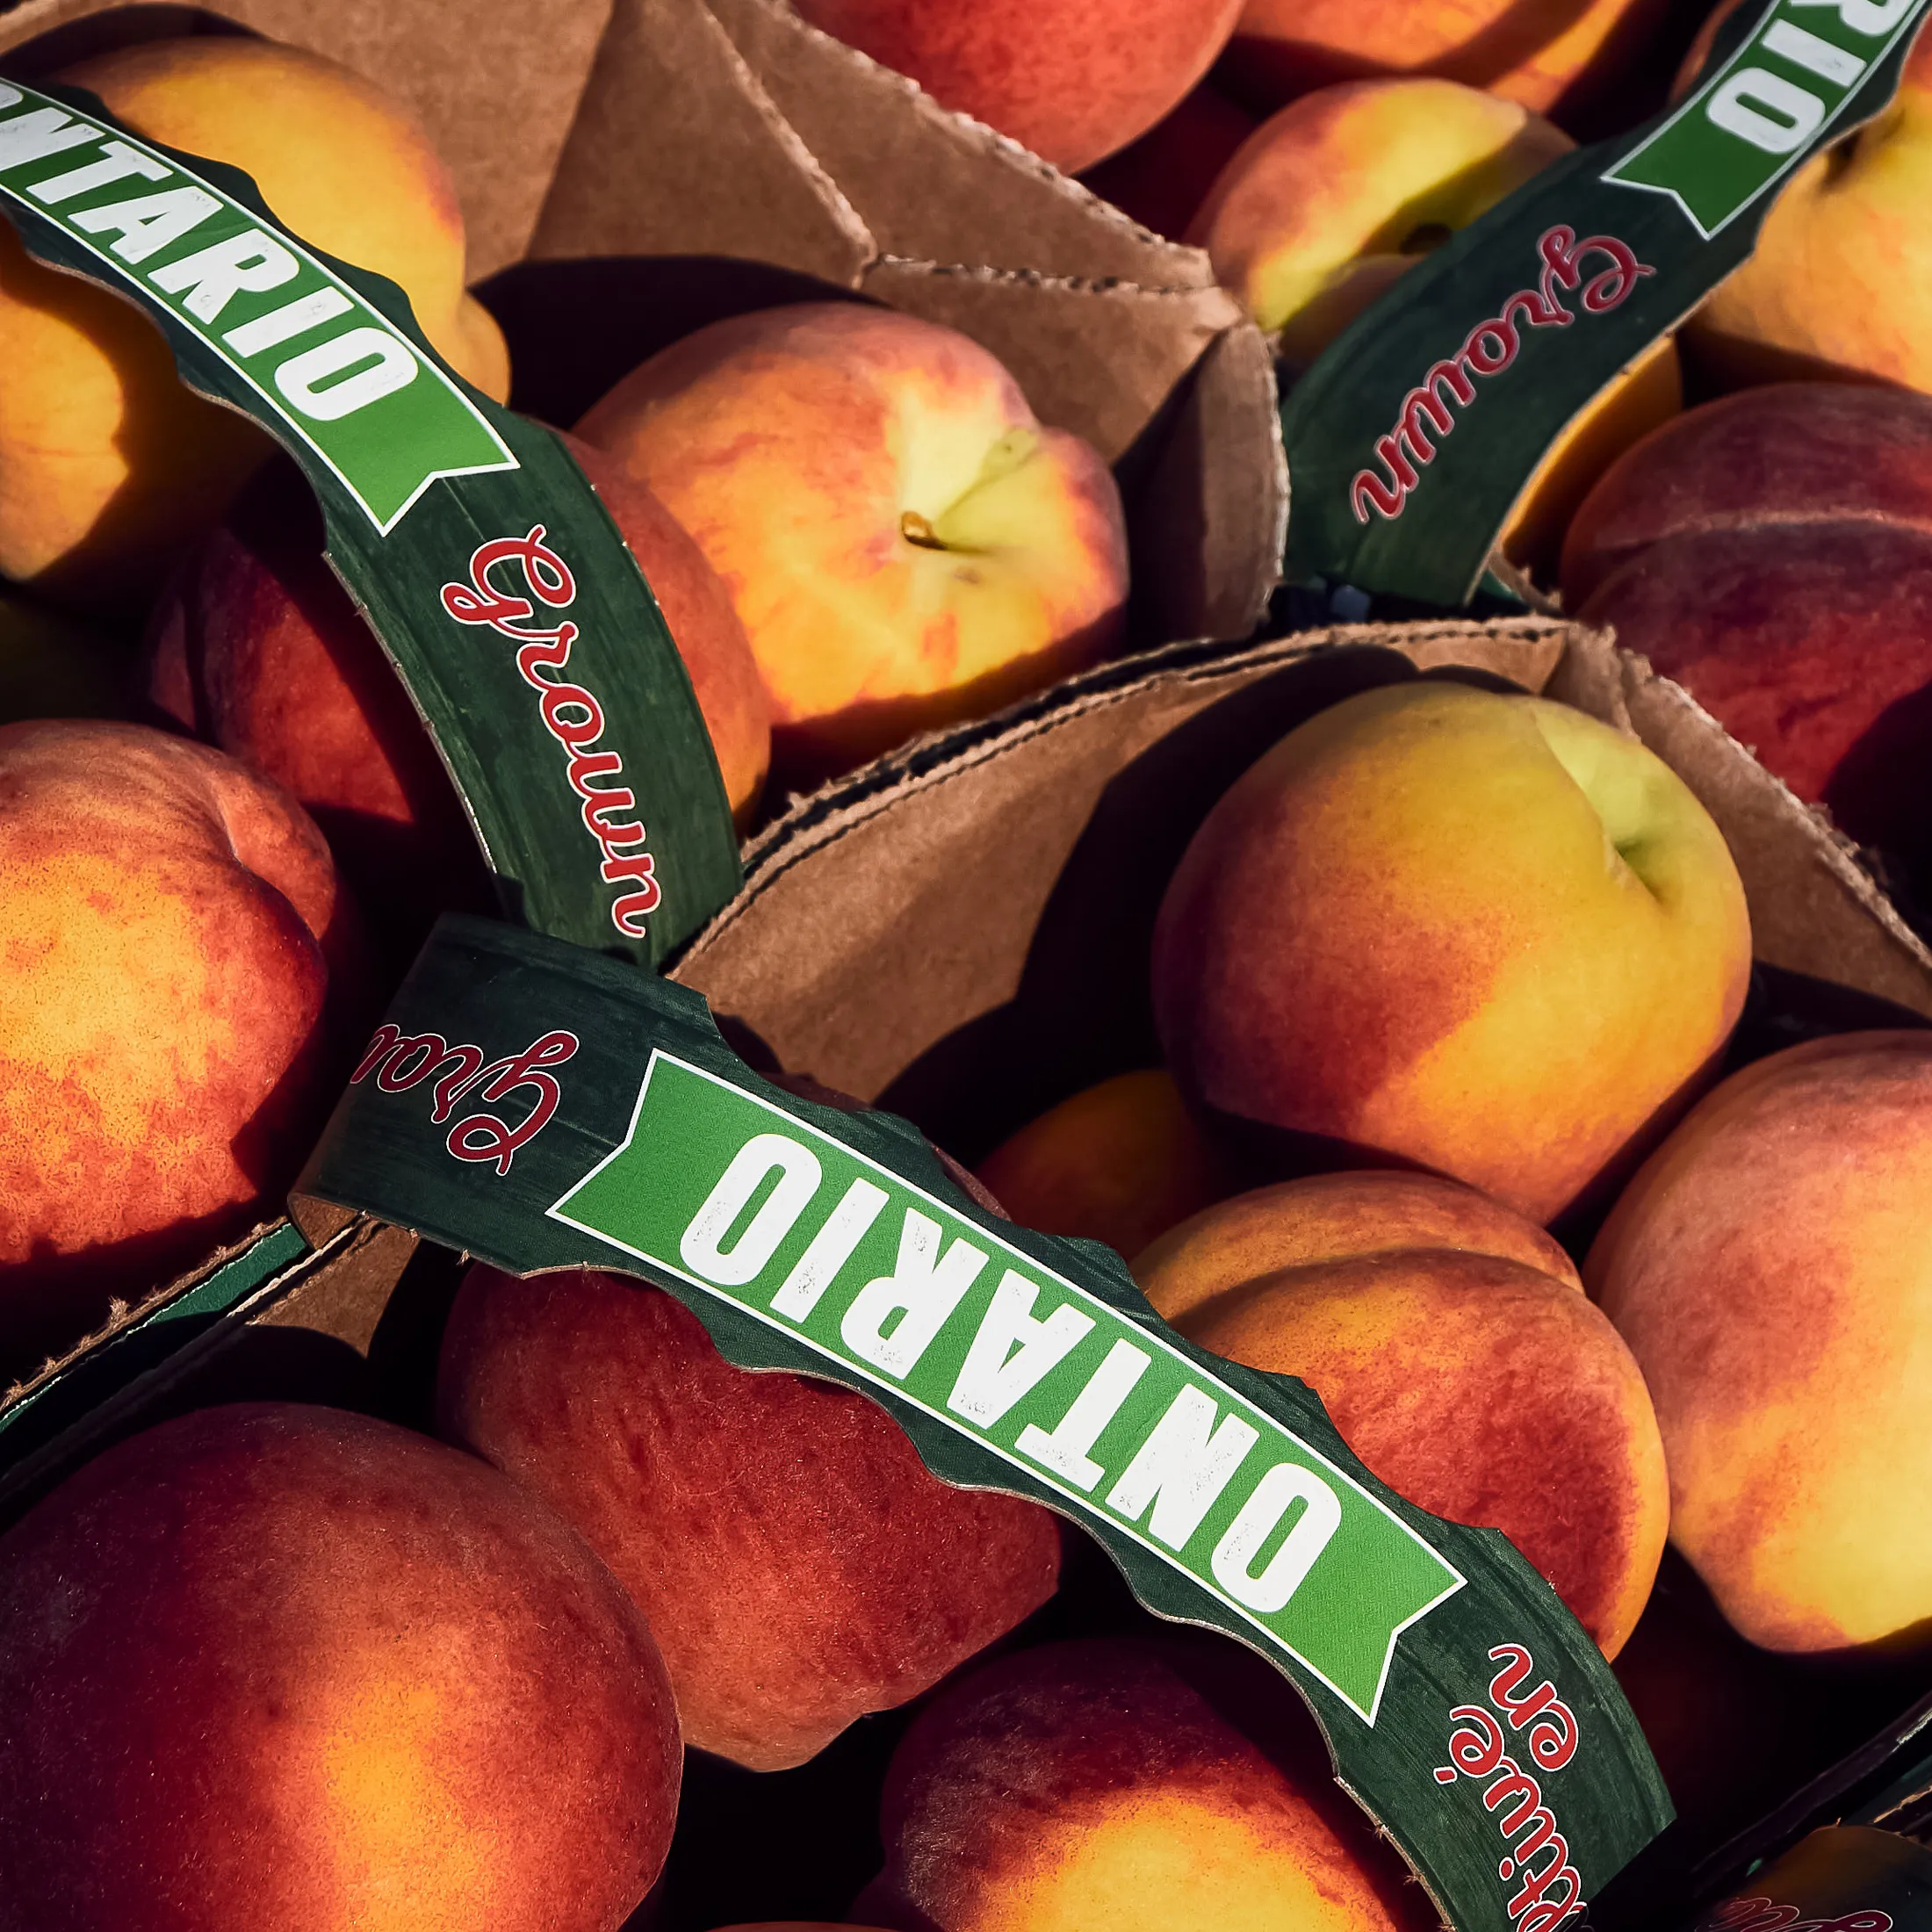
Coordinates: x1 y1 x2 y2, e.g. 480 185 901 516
0 80 742 964
299 914 1673 1932
1282 0 1932 608
557 1049 1459 1720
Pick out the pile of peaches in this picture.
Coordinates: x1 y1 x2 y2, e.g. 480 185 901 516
0 28 1135 1381
6 2 1932 1929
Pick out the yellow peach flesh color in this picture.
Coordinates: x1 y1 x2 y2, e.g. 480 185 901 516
1591 1034 1932 1652
1227 0 1660 117
578 305 1127 776
1134 1171 1582 1318
1373 696 1734 1215
1192 76 1677 580
1360 701 1736 1205
0 38 507 609
1690 50 1932 393
1154 683 1752 1224
0 844 291 1249
693 382 1098 717
971 1793 1396 1932
1197 79 1572 360
308 1673 499 1932
61 39 502 393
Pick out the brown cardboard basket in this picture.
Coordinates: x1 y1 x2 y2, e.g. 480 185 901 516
0 0 1287 1399
7 608 1932 1928
8 8 1932 1919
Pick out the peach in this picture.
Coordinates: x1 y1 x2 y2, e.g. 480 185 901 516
1189 76 1677 579
791 0 1245 173
1135 1168 1582 1318
1142 1174 1665 1654
0 1402 680 1931
0 721 360 1372
1685 21 1932 393
1150 681 1753 1225
145 437 769 951
854 1636 1431 1932
56 38 508 397
1589 1030 1932 1654
1566 385 1932 886
1078 83 1258 241
973 1070 1237 1260
1500 336 1681 588
0 216 270 617
0 38 507 615
1562 384 1932 607
575 302 1128 786
1217 0 1669 120
1193 79 1573 365
436 1265 1063 1771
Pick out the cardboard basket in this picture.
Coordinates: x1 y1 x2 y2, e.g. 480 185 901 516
0 0 1285 1398
7 610 1932 1928
8 6 1932 1923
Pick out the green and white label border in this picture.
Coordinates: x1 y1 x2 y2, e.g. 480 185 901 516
0 80 515 530
551 1049 1465 1727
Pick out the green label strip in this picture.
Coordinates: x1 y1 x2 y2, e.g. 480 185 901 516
557 1050 1458 1720
0 81 741 964
1282 0 1932 608
299 914 1673 1932
1610 0 1928 236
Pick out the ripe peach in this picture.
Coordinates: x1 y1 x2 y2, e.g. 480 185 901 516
1145 1174 1666 1655
1193 79 1572 365
790 0 1245 173
58 37 508 397
145 437 770 949
1562 383 1932 607
855 1636 1431 1932
1135 1168 1582 1319
436 1265 1063 1771
1685 21 1932 393
1567 385 1932 886
1590 1030 1932 1654
575 301 1129 787
1217 0 1669 120
1150 682 1753 1224
0 1402 681 1932
974 1070 1237 1261
0 38 508 615
0 721 358 1372
1188 76 1677 579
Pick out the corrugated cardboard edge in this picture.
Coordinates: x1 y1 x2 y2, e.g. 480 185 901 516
669 619 1569 1096
0 1219 292 1408
0 1215 413 1516
530 0 876 286
700 0 1215 291
1549 631 1932 1016
0 0 1288 1397
672 616 1932 1105
688 616 1572 965
528 0 1281 631
863 257 1245 465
